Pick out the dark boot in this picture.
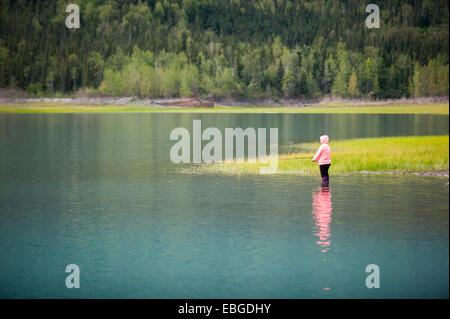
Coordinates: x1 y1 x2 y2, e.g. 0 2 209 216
321 176 329 187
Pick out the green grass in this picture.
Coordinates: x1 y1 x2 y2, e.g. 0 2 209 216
0 102 448 114
195 136 449 175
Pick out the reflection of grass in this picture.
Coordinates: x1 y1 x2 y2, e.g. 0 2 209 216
0 103 448 114
195 136 449 175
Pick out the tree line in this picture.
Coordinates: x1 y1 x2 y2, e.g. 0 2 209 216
0 0 448 99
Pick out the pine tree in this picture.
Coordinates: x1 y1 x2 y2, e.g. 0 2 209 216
412 63 421 97
347 72 360 97
282 65 296 98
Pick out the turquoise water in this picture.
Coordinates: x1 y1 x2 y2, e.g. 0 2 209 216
0 113 448 298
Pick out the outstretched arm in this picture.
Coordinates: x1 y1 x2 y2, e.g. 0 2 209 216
312 145 323 162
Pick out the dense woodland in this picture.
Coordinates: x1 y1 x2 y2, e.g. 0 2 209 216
0 0 448 99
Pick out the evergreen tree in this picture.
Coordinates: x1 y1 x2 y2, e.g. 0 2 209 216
347 72 360 98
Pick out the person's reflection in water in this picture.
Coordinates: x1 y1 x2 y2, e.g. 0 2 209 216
312 186 333 292
312 186 332 253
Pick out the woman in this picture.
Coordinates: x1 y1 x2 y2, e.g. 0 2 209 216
312 135 331 187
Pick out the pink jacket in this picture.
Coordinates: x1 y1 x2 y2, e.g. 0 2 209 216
312 135 331 165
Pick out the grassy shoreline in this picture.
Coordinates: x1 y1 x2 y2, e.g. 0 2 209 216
0 102 448 114
191 136 449 176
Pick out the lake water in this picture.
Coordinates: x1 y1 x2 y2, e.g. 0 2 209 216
0 113 448 298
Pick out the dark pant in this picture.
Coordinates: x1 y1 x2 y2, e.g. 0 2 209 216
319 164 331 178
319 164 331 187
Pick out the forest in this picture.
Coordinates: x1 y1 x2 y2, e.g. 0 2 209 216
0 0 448 100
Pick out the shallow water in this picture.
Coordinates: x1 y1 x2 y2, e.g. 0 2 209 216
0 113 448 298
